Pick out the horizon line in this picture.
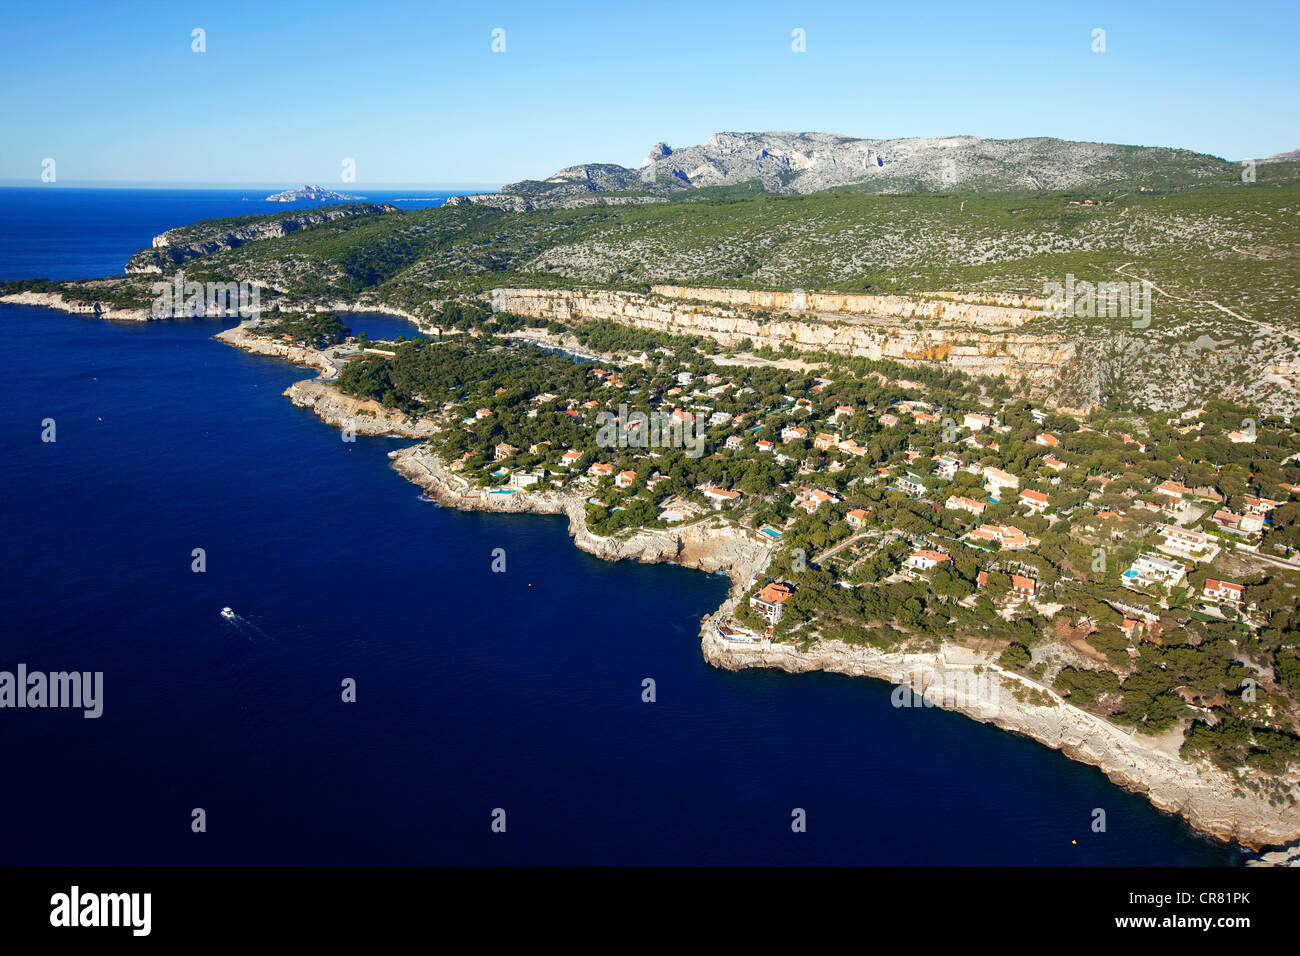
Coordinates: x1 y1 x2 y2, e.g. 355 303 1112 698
0 181 503 192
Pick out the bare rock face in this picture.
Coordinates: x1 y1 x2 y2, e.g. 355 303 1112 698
500 131 1233 204
213 324 335 375
125 203 397 274
0 290 150 321
488 286 1073 386
282 381 436 438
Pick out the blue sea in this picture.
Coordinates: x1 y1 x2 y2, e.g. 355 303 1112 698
0 187 1238 865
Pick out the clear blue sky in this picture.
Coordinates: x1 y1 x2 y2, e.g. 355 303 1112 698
2 0 1295 187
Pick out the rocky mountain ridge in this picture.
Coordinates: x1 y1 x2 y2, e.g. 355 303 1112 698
477 131 1237 208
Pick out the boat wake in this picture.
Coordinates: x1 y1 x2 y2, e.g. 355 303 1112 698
220 607 274 643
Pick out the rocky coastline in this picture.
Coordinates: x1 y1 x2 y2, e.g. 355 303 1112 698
388 443 1300 856
197 316 1300 860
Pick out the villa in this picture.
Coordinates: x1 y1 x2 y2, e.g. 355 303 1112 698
933 456 959 480
983 466 1020 494
1154 480 1187 500
1156 524 1214 560
749 581 795 625
1243 496 1279 515
797 487 841 513
704 487 742 508
895 472 927 497
945 495 986 517
1019 489 1049 513
1212 508 1264 534
1203 578 1246 607
1123 553 1186 589
906 550 951 572
977 570 1037 601
968 524 1032 551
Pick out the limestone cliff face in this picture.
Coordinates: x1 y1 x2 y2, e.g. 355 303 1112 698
488 287 1073 384
282 381 437 438
214 325 335 375
0 290 150 322
652 285 1049 329
214 325 436 438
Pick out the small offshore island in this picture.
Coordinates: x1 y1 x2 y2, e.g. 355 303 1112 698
5 138 1300 857
265 184 365 202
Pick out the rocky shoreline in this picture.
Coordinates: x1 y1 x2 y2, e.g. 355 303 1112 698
703 630 1300 853
389 445 773 588
387 444 1300 856
0 290 151 321
201 316 1300 860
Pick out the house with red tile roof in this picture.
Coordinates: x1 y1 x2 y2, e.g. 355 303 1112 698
1019 489 1049 513
983 466 1020 494
703 486 742 508
749 581 794 625
945 495 986 517
977 570 1037 601
1203 578 1245 606
906 550 951 573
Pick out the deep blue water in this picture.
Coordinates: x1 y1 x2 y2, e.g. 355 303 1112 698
0 188 1238 865
0 187 460 282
